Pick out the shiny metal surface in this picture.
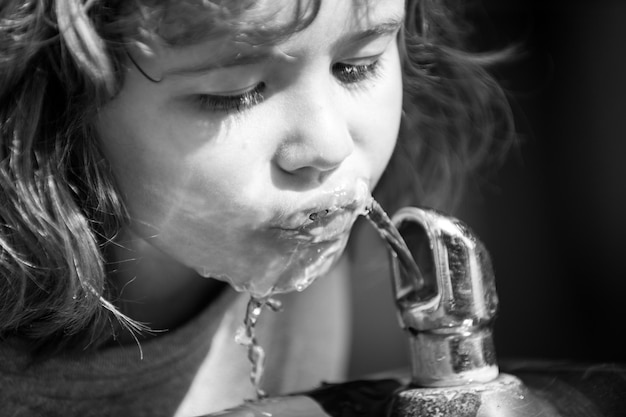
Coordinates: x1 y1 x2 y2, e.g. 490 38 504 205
389 207 499 387
386 207 564 416
389 374 560 417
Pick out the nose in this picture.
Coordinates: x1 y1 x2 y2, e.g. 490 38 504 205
273 82 354 182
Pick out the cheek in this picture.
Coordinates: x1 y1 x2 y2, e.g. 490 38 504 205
97 97 224 196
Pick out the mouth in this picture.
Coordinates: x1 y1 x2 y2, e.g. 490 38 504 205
272 209 355 242
269 180 372 242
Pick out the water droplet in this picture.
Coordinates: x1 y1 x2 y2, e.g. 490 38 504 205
235 326 252 345
265 298 283 312
197 267 211 278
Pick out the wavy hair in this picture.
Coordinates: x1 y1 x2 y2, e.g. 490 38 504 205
376 0 515 213
0 0 514 351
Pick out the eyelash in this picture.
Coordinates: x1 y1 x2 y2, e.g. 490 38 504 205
195 59 381 114
333 60 381 85
196 82 266 113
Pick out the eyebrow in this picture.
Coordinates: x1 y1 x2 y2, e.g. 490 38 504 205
166 14 405 77
341 15 405 45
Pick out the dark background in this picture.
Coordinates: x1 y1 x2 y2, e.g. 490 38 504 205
348 0 626 378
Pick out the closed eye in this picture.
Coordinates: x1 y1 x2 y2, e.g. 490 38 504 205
195 82 266 113
333 60 381 85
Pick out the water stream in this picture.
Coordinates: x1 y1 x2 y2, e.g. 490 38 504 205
364 199 424 292
236 296 283 399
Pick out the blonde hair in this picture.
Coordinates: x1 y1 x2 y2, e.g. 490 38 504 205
0 0 514 351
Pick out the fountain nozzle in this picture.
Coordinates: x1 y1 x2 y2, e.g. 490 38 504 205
389 207 499 387
385 207 560 417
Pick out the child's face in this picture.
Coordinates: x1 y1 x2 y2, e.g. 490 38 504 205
96 0 405 297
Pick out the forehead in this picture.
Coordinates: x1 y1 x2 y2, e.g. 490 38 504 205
124 0 405 81
133 0 396 47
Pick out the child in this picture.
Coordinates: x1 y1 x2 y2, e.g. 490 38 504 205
0 0 513 415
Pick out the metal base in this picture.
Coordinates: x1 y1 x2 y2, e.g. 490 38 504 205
389 373 561 417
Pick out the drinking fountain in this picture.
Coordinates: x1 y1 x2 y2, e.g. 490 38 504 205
382 206 558 416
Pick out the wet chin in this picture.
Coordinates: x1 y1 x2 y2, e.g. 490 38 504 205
195 234 350 298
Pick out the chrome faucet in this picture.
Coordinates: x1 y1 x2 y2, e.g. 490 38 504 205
386 207 560 417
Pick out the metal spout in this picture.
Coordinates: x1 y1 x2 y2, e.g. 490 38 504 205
387 207 561 417
389 207 499 387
